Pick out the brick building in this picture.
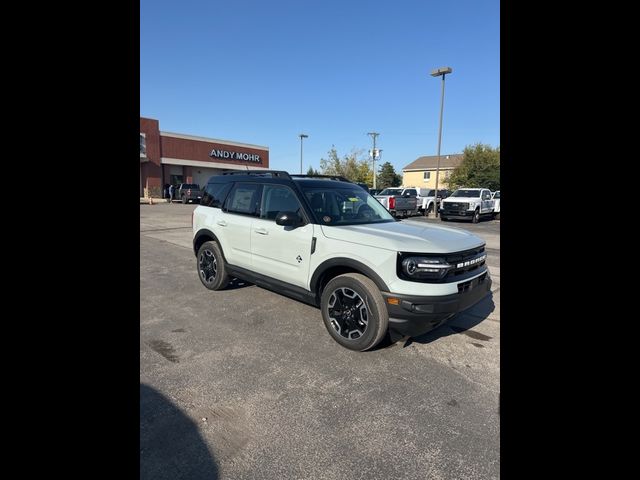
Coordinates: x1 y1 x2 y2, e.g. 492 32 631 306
140 117 269 197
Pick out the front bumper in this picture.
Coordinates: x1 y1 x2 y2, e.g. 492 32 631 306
440 208 475 218
381 272 492 339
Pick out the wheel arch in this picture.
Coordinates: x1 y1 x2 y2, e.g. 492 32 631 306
310 258 390 299
193 229 225 259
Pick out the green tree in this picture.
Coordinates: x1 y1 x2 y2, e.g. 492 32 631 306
376 162 402 189
319 146 372 184
447 143 500 191
306 165 320 176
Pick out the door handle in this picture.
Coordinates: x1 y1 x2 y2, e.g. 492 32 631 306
254 228 268 235
216 220 227 227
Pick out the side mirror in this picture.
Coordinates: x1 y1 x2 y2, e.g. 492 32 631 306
275 211 302 227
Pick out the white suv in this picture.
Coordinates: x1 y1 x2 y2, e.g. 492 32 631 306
192 171 492 351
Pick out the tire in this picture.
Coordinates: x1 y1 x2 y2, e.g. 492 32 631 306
320 273 389 351
196 241 230 291
472 209 480 223
495 212 500 220
182 195 187 204
425 204 433 216
440 215 448 221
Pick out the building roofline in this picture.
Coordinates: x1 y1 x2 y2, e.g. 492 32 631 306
403 167 457 172
160 131 269 150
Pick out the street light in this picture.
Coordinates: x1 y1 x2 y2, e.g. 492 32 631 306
299 134 308 174
430 66 452 218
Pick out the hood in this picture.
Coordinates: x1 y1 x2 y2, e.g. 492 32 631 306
320 220 485 253
442 197 479 204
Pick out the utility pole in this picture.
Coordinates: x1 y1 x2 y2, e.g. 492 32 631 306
367 132 380 189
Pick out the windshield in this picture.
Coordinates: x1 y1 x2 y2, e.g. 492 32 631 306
378 188 402 195
451 189 481 198
182 184 199 189
302 186 394 225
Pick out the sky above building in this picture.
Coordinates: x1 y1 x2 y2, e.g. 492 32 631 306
141 0 499 175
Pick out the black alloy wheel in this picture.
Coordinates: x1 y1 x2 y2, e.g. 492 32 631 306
320 273 388 351
196 241 230 290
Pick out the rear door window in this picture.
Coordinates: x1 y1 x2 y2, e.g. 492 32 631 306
202 182 232 208
224 183 262 216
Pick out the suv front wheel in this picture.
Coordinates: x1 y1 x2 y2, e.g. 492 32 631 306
197 241 230 290
320 273 388 351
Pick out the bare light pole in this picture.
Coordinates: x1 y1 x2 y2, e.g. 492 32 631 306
299 133 308 174
430 66 452 218
367 132 380 189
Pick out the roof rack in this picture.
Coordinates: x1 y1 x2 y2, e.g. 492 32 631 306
289 174 353 183
222 170 292 179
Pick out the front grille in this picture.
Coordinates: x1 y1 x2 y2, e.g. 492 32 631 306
443 202 468 210
443 246 486 281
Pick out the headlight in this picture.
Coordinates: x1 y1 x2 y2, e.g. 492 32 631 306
400 256 452 280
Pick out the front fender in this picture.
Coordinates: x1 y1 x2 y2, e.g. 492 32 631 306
309 257 391 294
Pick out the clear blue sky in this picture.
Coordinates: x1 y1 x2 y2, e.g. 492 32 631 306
141 0 499 175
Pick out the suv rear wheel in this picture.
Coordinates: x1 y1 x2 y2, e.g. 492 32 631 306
320 273 388 351
197 241 230 290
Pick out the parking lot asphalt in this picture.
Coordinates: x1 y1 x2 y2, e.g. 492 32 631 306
140 203 500 480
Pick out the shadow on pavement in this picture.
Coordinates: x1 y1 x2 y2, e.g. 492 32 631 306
140 384 219 480
402 291 495 347
225 277 254 290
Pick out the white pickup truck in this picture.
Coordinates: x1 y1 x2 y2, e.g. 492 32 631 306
492 191 500 219
412 188 438 216
440 188 495 223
